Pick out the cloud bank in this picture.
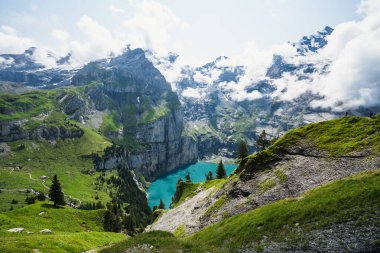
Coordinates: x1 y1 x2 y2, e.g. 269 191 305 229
310 0 380 110
178 0 380 111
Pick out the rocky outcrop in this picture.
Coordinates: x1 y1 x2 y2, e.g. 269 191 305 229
0 120 83 142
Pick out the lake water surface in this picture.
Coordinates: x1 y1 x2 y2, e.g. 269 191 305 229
147 162 236 209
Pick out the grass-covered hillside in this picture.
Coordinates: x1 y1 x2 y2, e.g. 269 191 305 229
0 201 125 253
242 114 380 173
0 124 114 211
102 170 380 253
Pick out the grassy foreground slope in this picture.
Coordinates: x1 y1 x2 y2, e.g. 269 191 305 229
0 202 125 253
102 170 380 252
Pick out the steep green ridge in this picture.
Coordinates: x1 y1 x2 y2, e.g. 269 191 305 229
242 114 380 173
189 170 379 251
102 170 380 252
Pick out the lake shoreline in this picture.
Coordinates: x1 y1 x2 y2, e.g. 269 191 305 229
147 161 237 209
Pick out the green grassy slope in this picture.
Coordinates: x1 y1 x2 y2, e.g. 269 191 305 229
102 170 380 253
0 202 125 252
0 232 125 253
242 114 380 173
0 125 114 211
0 90 56 121
171 176 236 208
0 88 118 211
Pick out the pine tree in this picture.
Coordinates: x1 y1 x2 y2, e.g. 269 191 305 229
123 213 136 232
171 178 184 207
103 210 121 232
255 130 271 151
238 140 248 160
36 192 46 201
158 199 165 209
25 196 35 205
205 171 213 181
216 160 226 179
49 174 65 207
185 172 192 183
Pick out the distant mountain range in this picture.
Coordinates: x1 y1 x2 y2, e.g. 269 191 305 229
0 26 377 157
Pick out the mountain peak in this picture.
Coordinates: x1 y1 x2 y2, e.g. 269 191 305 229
292 26 334 55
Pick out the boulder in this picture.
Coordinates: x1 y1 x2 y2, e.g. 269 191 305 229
39 229 52 234
7 228 25 233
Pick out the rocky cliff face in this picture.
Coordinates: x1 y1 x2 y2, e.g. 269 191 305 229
129 109 197 179
0 119 83 142
97 109 198 180
71 49 198 180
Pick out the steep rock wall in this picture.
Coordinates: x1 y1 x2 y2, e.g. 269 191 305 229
0 120 83 142
97 109 198 180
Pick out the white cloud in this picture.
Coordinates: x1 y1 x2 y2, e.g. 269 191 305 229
0 25 34 54
228 0 380 110
309 0 380 110
220 80 263 101
182 87 204 99
51 15 126 66
123 0 188 56
214 41 297 102
51 29 69 42
109 4 124 14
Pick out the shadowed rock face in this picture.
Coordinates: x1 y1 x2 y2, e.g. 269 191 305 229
96 108 198 180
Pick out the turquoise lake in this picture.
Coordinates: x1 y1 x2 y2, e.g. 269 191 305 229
147 162 236 209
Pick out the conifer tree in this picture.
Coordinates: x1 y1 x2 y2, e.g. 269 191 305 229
216 160 226 179
49 174 65 207
36 192 46 201
205 171 214 181
158 199 165 209
185 172 192 183
238 140 249 160
171 178 184 207
255 130 271 151
103 209 121 232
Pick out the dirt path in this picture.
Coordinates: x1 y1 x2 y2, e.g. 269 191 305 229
27 172 37 181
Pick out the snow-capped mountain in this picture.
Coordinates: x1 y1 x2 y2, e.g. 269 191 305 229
0 47 76 87
147 26 340 156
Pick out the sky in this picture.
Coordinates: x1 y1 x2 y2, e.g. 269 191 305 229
0 0 361 64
